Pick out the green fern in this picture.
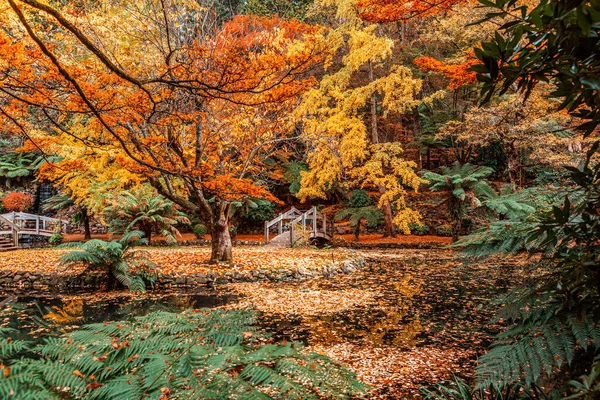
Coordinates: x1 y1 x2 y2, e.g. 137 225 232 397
477 294 600 390
58 231 156 291
0 309 367 399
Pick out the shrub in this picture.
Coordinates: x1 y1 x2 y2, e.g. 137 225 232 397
48 233 64 246
1 191 33 212
238 199 276 227
193 223 207 239
436 224 453 237
336 191 383 240
348 189 372 208
409 223 430 236
104 187 189 243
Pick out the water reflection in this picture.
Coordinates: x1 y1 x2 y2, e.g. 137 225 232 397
258 273 426 348
0 291 236 340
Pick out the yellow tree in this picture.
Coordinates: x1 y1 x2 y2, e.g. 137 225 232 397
296 0 440 235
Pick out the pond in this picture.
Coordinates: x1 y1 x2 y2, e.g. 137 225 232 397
0 291 237 341
0 249 529 399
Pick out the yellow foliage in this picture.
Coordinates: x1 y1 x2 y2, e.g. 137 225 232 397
297 0 431 231
350 143 425 233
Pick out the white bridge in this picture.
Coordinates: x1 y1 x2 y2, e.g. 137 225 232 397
0 212 68 251
264 207 333 247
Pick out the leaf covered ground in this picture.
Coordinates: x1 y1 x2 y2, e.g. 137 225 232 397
0 246 351 276
224 249 531 398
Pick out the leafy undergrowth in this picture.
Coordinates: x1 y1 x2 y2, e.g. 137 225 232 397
0 246 350 276
224 249 531 399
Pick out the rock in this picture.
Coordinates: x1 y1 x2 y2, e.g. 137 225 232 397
195 274 208 284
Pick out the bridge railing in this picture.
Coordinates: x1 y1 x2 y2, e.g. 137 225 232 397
289 207 333 246
0 215 18 247
264 207 303 244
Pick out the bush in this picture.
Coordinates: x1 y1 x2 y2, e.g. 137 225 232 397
59 231 155 292
48 233 64 246
238 199 276 227
192 223 207 239
1 191 33 212
409 223 430 236
436 224 453 237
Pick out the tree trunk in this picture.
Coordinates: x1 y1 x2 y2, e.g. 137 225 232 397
354 219 361 242
140 222 152 244
368 61 395 238
381 196 395 238
210 225 233 263
448 197 463 243
451 219 462 243
210 205 233 263
81 207 91 240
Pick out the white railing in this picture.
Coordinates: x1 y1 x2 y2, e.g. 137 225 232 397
0 215 18 247
0 212 69 248
264 206 333 246
289 207 333 246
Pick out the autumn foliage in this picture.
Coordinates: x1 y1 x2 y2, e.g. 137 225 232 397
356 0 470 22
414 56 478 90
1 192 33 212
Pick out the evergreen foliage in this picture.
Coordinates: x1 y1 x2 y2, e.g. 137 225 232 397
0 309 367 399
104 188 189 244
0 152 45 182
463 144 600 397
421 376 522 400
455 185 568 257
421 163 496 241
59 231 156 292
335 190 384 240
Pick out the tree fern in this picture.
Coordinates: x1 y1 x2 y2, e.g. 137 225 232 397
421 162 495 241
58 231 156 291
0 309 367 399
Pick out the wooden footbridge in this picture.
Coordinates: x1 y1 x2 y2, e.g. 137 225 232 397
264 207 334 247
0 212 68 251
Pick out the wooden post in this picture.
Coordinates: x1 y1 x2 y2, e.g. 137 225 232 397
36 216 39 235
323 213 327 234
264 221 269 244
312 207 317 234
290 223 294 247
278 213 283 234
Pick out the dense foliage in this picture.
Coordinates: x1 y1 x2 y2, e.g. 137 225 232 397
0 309 366 399
421 163 495 241
104 188 189 244
0 0 599 396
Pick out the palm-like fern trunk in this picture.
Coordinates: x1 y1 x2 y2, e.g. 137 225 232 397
81 207 91 240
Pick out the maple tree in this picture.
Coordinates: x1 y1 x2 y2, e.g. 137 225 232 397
0 0 325 262
356 0 470 23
